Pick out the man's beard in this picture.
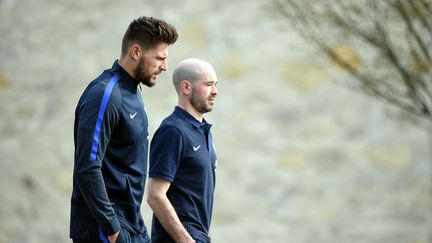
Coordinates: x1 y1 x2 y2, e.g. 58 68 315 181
190 89 213 114
135 58 155 87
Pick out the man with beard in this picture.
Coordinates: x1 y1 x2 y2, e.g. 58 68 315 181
147 58 219 243
70 16 177 243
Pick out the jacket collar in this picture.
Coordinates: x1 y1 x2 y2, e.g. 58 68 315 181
110 60 140 91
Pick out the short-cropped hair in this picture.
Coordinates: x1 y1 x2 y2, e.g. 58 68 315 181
121 16 178 55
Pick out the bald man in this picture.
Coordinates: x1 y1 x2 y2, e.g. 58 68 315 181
147 58 219 243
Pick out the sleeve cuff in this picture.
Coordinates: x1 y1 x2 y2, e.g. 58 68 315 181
148 172 174 183
101 217 121 235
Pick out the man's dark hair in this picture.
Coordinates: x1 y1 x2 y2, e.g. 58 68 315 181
121 16 178 56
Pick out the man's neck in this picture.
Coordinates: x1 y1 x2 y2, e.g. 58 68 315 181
178 103 203 122
118 58 136 79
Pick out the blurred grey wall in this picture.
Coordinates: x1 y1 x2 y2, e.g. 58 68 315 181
0 0 430 242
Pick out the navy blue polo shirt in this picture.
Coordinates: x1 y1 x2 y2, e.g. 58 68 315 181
149 106 217 242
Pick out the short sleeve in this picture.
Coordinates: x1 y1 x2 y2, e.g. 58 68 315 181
149 125 183 182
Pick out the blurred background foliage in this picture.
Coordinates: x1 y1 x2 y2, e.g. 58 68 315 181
272 0 432 124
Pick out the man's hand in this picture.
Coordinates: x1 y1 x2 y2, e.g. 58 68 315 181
179 237 196 243
108 231 119 243
147 177 195 243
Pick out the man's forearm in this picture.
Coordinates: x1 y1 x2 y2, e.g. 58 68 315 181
147 194 195 243
75 166 120 235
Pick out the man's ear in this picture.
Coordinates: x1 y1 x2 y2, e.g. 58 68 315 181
180 80 192 96
129 44 141 61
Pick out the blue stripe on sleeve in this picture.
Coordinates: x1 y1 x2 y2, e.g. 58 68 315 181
90 75 119 161
99 226 110 243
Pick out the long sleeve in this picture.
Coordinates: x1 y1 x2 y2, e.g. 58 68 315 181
73 78 121 235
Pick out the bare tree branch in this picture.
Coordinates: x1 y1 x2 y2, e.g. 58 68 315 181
415 0 432 36
271 0 432 123
394 0 431 63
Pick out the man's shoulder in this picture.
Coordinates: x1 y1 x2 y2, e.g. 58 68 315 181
158 116 180 132
161 113 191 130
79 72 122 108
153 114 190 138
83 71 117 93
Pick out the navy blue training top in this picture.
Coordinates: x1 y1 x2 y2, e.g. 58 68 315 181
70 61 149 238
149 106 217 243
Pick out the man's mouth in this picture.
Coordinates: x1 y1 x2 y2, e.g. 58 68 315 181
155 70 164 77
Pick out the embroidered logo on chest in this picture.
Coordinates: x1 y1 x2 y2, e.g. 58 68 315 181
129 112 137 119
193 145 201 151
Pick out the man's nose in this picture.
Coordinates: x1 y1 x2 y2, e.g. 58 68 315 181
212 85 218 95
160 60 168 71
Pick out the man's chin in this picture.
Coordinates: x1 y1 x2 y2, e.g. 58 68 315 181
141 79 156 87
202 106 213 113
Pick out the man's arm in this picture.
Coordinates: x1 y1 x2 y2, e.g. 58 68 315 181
74 82 121 241
147 177 195 243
